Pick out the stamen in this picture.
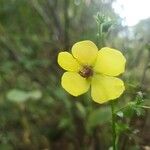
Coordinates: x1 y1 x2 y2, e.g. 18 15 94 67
79 66 93 78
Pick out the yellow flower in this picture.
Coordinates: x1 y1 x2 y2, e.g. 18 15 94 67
58 40 126 104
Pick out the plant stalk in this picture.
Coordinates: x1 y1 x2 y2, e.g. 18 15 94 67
111 101 117 150
97 21 103 49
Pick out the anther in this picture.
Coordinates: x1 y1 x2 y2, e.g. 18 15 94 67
79 66 93 78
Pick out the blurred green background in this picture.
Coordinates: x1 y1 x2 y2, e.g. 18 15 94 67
0 0 149 150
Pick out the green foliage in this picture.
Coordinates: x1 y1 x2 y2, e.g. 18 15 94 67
0 144 13 150
87 107 111 130
0 0 149 149
76 102 86 118
6 89 42 102
117 92 145 118
116 122 129 135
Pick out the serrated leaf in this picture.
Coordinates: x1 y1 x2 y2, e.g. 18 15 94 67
134 107 145 116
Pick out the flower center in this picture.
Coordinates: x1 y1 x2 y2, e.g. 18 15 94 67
79 66 93 78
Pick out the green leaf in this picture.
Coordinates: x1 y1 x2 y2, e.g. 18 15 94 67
133 107 145 116
122 92 145 117
87 107 111 129
6 89 42 103
76 102 86 118
0 144 13 150
116 111 124 118
102 21 113 32
58 117 71 130
28 90 42 100
135 91 144 105
116 122 129 135
7 89 30 102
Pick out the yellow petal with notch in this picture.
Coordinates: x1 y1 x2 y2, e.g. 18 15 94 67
94 47 126 76
72 40 98 66
61 72 90 96
91 74 125 104
58 52 81 72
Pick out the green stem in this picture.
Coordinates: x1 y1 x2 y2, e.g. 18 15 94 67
111 101 117 150
115 105 150 114
64 0 70 49
142 105 150 109
115 104 129 113
97 22 103 49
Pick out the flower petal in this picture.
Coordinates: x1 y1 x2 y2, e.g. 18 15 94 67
72 40 98 66
61 72 90 96
58 52 81 72
94 47 126 76
91 74 125 104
